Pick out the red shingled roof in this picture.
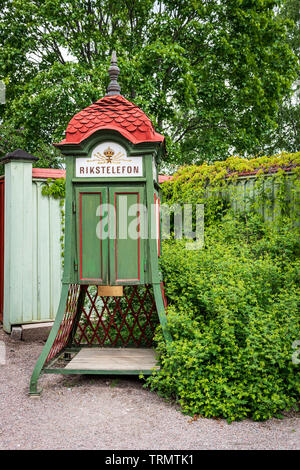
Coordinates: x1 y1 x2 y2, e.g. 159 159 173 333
56 95 164 146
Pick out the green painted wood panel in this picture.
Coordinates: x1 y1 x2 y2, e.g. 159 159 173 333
76 186 108 284
32 181 62 322
3 163 63 331
109 185 145 285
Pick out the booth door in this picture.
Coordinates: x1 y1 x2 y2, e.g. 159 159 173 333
76 185 145 285
76 186 108 284
109 186 145 285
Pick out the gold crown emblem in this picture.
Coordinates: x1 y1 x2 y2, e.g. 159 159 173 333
89 145 130 164
103 146 115 158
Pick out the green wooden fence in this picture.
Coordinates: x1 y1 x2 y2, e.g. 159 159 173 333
1 158 62 332
223 172 299 224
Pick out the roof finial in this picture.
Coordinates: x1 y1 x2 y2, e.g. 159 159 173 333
106 51 121 96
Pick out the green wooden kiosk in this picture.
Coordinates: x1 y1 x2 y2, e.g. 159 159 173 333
30 53 171 395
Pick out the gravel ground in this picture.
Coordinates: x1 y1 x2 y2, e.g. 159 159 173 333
0 326 299 450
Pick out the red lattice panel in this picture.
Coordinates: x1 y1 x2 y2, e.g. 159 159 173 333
46 284 80 363
74 285 159 347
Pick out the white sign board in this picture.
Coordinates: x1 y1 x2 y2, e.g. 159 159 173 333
76 142 143 177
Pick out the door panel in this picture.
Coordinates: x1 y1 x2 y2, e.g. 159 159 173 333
109 186 145 285
76 187 108 283
75 185 145 285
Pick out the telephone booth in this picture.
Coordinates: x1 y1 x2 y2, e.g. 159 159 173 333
30 53 171 395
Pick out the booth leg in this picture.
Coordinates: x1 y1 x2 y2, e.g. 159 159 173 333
152 283 172 344
29 379 42 397
29 284 71 396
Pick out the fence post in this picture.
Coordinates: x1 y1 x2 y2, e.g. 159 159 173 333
0 149 39 333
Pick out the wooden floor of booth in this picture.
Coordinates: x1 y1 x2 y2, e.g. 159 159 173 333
64 348 160 372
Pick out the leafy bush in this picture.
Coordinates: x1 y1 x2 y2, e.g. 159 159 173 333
147 212 300 422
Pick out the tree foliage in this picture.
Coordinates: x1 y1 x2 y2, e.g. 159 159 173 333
0 122 63 175
0 0 298 165
266 0 300 154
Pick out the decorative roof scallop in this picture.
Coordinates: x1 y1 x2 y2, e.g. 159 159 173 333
57 94 164 146
55 52 164 147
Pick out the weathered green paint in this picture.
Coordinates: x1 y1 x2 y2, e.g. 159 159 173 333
75 186 108 283
33 180 62 322
109 185 145 285
3 160 62 332
74 184 146 285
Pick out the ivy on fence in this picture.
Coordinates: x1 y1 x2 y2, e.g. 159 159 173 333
162 151 300 226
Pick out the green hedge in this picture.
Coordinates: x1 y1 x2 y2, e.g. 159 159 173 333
147 213 300 421
146 155 300 421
